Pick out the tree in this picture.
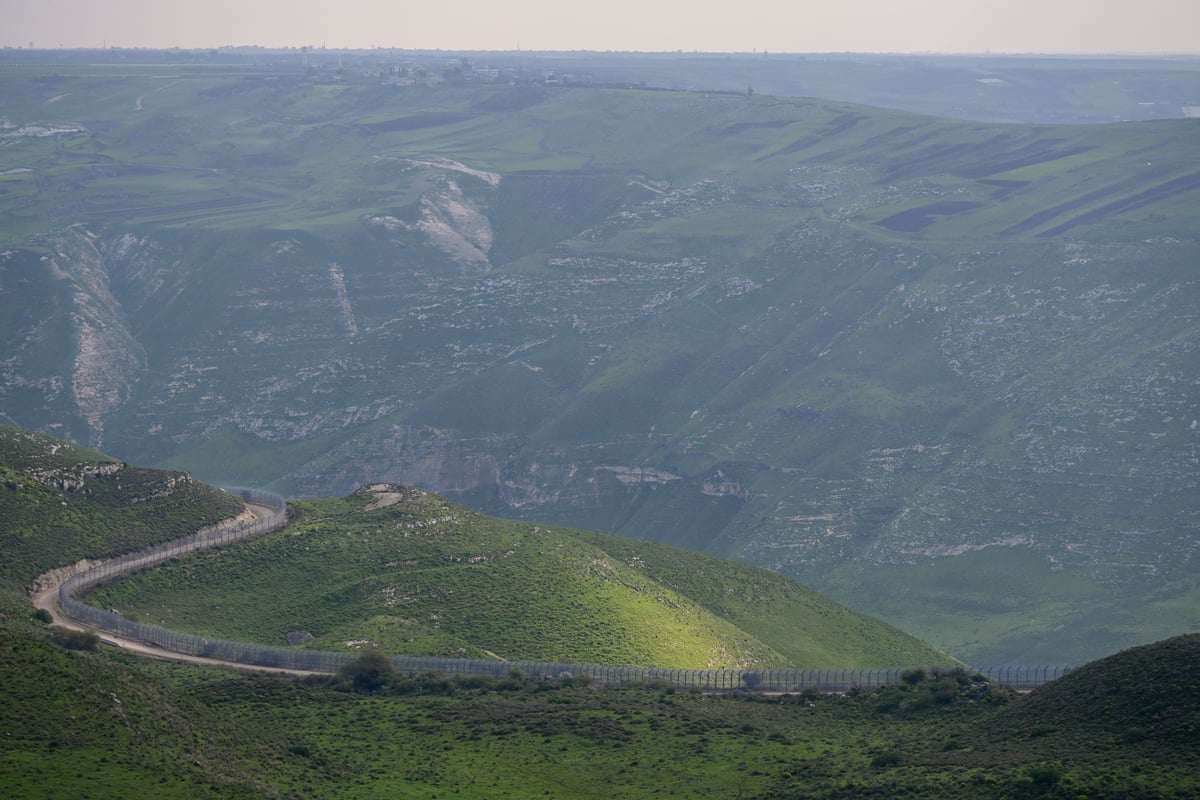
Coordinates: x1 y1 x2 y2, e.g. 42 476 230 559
50 627 100 652
337 649 396 694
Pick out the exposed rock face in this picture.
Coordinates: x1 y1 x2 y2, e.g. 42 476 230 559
366 160 499 272
99 232 185 322
413 177 494 270
20 228 147 448
285 425 745 538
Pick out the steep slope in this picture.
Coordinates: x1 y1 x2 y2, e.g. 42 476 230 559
1 68 1196 663
0 424 242 618
88 484 953 669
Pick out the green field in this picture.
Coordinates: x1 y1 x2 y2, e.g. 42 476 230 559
4 623 1197 800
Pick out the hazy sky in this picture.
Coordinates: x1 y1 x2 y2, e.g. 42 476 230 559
4 0 1198 54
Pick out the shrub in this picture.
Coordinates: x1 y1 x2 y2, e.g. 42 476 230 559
336 649 396 694
933 676 960 704
50 627 100 651
870 751 902 769
560 673 593 689
1027 764 1062 787
31 608 53 624
458 674 498 691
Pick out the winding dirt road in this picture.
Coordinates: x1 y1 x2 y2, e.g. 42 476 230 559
30 502 326 676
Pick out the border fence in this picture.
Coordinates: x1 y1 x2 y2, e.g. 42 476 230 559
55 488 1075 691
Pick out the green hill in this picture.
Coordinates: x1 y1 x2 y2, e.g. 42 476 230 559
88 483 952 669
992 633 1200 748
0 424 242 618
0 425 298 798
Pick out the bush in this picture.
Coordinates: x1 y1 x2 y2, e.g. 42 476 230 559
458 674 498 691
1027 764 1062 787
933 676 960 704
335 649 396 694
870 751 902 769
50 627 100 652
31 608 53 624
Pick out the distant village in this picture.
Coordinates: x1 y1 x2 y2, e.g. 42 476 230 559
291 47 611 87
358 55 577 86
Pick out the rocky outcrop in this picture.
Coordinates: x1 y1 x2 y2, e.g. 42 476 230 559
413 177 494 270
25 461 124 493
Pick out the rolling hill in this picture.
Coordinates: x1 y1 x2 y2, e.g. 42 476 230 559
0 56 1196 664
86 483 953 669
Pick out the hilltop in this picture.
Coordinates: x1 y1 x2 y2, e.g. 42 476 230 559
0 63 1196 663
88 483 951 669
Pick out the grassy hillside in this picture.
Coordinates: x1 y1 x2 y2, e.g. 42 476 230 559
992 633 1200 748
88 484 950 669
0 629 307 800
0 425 242 618
1 63 1197 664
6 634 1189 800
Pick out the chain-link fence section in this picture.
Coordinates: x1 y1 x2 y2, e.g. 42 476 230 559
55 487 1075 689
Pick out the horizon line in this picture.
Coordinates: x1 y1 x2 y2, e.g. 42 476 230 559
4 45 1200 59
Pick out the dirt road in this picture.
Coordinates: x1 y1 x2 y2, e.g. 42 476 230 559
30 502 327 676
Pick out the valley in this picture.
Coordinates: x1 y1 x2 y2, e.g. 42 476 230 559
0 51 1196 665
